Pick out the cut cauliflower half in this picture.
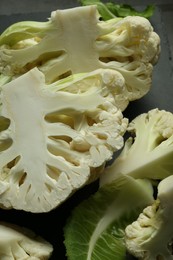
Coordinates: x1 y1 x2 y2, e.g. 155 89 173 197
0 5 160 110
0 222 53 259
0 67 128 212
125 175 173 260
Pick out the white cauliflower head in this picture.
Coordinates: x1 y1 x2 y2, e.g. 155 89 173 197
0 68 128 213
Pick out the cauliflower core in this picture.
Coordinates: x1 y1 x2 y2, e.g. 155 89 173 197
0 68 127 212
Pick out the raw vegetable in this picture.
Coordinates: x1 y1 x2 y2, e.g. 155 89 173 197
64 174 154 260
0 67 128 213
80 0 155 20
0 222 53 259
100 108 173 186
125 175 173 260
0 5 160 110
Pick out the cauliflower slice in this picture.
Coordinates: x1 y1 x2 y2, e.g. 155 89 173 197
0 222 53 259
0 68 127 212
0 6 160 110
125 175 173 260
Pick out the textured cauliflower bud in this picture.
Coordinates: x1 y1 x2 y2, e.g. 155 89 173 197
0 5 160 110
0 222 53 259
0 68 128 212
125 175 173 260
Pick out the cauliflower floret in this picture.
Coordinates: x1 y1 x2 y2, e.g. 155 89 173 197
125 175 173 260
97 15 160 64
0 68 128 213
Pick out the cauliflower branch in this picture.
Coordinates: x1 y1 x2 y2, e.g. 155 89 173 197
100 108 173 186
0 222 53 259
0 68 127 212
125 175 173 260
0 6 160 110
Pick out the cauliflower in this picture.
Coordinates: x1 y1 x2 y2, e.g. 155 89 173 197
125 175 173 260
0 222 53 259
0 5 160 110
0 67 128 212
100 108 173 186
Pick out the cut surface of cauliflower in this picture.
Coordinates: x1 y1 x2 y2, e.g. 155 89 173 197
0 68 128 212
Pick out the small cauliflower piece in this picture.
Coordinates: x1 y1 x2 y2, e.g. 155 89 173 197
0 67 127 212
0 222 53 259
100 108 173 186
0 6 160 110
125 175 173 260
